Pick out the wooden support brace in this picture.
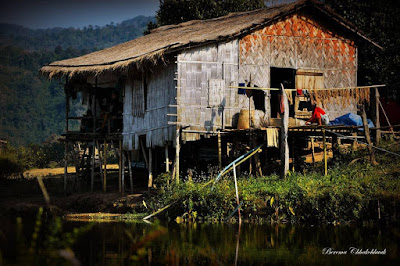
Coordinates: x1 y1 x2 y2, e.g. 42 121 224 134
128 151 133 194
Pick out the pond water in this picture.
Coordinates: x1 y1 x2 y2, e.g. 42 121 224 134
1 214 399 265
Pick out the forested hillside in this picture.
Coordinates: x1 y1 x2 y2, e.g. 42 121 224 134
0 16 155 145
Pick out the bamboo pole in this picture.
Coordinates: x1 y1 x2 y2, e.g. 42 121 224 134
233 162 241 223
218 131 222 170
103 140 107 192
128 151 133 194
323 129 327 176
119 140 122 193
175 126 181 184
228 84 386 91
91 140 95 192
148 148 153 190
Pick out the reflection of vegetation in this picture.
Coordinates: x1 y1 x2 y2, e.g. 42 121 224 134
11 207 94 265
2 216 399 265
140 140 400 223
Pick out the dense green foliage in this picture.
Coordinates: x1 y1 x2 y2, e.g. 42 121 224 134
141 141 400 223
0 134 65 178
154 0 264 26
0 16 154 146
323 0 400 100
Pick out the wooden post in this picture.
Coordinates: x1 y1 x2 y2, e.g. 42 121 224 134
139 138 149 168
71 144 80 190
233 162 241 223
148 148 153 189
121 150 125 194
351 132 358 151
128 151 133 194
64 143 68 192
103 140 107 192
65 76 69 133
165 144 170 172
323 129 327 176
252 133 262 176
280 84 289 178
218 131 222 171
332 135 339 161
175 126 181 184
291 137 295 172
119 140 122 193
361 105 377 165
374 88 381 145
310 137 315 165
91 140 95 192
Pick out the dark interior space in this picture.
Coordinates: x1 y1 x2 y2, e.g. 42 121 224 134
270 67 296 118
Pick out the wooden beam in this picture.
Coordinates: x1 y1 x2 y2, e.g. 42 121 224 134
139 138 149 168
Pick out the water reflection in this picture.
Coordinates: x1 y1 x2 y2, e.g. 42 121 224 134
1 215 399 265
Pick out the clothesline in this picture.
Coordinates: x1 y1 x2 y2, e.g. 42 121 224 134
228 84 385 91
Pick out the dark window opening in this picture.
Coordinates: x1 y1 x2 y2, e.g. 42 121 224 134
270 67 296 118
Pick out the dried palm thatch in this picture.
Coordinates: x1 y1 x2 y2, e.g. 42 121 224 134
40 0 380 79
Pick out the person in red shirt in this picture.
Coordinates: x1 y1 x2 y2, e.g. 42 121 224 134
306 105 329 125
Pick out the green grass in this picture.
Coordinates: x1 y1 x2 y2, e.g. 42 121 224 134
138 140 400 223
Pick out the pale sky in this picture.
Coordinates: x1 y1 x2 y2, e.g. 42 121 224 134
0 0 159 29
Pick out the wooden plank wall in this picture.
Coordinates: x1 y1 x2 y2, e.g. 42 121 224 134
123 63 176 149
239 13 358 120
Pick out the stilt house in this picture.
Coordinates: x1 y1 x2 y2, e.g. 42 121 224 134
41 0 381 191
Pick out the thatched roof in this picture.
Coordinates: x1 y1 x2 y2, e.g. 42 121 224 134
40 0 380 79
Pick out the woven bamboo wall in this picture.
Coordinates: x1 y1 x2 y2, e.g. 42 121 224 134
123 63 176 149
239 13 358 120
177 41 242 141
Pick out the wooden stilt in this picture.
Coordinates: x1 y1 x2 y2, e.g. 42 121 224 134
119 140 122 193
310 137 315 165
95 141 104 187
91 139 95 192
64 143 68 192
103 140 107 192
280 84 289 178
148 148 153 189
175 126 181 184
291 137 295 172
351 132 358 150
323 129 327 176
71 144 80 190
218 131 222 171
252 133 262 176
374 88 381 144
361 105 377 165
121 150 125 194
165 144 170 172
128 151 133 194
